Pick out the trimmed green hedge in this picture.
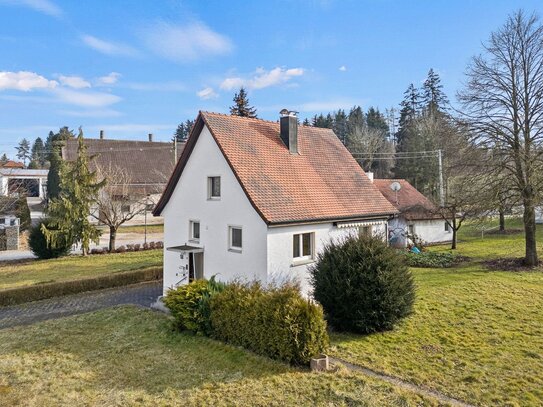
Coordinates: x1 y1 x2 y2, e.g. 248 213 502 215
0 267 162 306
210 282 329 365
311 235 415 334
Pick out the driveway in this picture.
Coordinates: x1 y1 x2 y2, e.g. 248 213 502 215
0 281 162 329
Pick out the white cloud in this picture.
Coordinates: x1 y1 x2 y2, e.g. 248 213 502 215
0 0 62 17
53 88 121 108
96 72 122 86
197 87 218 100
58 75 91 89
0 71 58 91
220 67 304 91
81 35 140 57
59 109 122 118
142 21 232 62
339 65 347 72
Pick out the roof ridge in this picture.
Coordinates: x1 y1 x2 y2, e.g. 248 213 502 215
201 111 333 130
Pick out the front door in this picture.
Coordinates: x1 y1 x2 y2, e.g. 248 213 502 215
188 252 204 282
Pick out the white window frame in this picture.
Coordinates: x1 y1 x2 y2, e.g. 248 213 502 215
207 176 221 200
189 220 200 242
292 232 314 263
228 225 242 253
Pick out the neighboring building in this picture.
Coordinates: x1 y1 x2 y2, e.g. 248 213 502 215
62 133 184 225
1 160 25 169
373 178 452 247
153 111 397 295
0 168 48 199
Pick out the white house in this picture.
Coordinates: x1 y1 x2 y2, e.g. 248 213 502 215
153 111 397 295
373 178 452 247
0 168 48 199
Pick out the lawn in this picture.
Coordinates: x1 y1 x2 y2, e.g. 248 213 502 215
331 218 543 406
0 250 162 291
100 224 164 234
0 306 438 406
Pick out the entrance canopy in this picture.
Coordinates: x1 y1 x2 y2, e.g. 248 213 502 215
167 244 203 253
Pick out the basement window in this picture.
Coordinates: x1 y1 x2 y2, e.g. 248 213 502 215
208 176 221 199
293 232 314 261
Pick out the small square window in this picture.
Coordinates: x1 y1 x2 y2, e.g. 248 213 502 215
408 224 415 235
445 222 450 232
189 220 200 241
229 226 242 251
208 176 221 199
293 232 314 260
121 204 131 213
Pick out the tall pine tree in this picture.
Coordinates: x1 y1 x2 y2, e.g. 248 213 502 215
422 69 449 115
30 137 46 168
46 127 75 201
229 87 257 118
173 119 195 142
16 138 31 166
42 129 105 256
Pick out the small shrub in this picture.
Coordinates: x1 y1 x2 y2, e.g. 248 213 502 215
163 278 225 334
28 220 71 259
405 251 460 268
116 245 126 253
143 242 149 250
90 248 103 255
310 235 415 334
210 282 329 365
126 244 134 252
148 241 156 249
134 243 141 252
102 247 109 253
156 241 163 249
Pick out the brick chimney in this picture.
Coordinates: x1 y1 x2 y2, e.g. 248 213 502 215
279 109 298 154
148 133 154 142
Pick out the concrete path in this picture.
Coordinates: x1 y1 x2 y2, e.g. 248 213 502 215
0 281 162 329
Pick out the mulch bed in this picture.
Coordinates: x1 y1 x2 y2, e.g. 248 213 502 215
483 257 542 272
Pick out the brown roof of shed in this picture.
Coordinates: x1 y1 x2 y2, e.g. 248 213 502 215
373 178 440 220
62 138 184 193
154 111 397 224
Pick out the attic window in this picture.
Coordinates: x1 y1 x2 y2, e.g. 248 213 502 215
208 176 221 199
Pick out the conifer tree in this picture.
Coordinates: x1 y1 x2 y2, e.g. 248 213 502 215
422 69 449 114
46 127 75 200
30 137 46 168
0 153 8 164
333 109 348 144
42 129 105 256
302 118 310 126
229 87 257 118
16 138 31 166
173 119 195 142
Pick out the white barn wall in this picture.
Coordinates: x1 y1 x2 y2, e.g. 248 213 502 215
161 125 268 294
412 219 452 245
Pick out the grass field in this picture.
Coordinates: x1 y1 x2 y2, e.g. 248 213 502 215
101 224 164 234
330 218 543 406
0 250 162 291
0 306 438 406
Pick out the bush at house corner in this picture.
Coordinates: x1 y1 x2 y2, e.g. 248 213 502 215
164 279 329 365
310 235 416 334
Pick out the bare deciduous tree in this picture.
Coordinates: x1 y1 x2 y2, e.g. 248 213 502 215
458 10 543 266
93 164 151 252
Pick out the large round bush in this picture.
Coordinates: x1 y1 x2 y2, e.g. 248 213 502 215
310 235 415 333
28 220 71 259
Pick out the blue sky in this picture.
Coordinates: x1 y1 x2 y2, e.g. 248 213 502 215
0 0 542 156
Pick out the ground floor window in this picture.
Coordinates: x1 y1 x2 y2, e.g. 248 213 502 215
189 220 200 241
408 224 415 235
228 226 242 252
293 232 314 260
359 225 373 237
445 222 450 232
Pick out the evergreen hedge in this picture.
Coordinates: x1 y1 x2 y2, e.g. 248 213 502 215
28 220 71 259
310 235 415 334
209 282 329 365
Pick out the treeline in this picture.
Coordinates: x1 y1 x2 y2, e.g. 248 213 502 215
307 69 459 200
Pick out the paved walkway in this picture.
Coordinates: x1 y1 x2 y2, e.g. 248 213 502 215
0 281 162 329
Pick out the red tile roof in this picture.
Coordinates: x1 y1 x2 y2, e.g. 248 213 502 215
1 160 24 169
373 179 440 220
155 111 397 225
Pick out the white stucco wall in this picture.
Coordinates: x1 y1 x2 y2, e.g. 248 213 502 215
161 125 268 295
388 216 452 247
267 221 387 295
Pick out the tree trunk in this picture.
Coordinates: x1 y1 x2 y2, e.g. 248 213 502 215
499 209 506 233
451 216 457 250
109 226 117 253
523 197 538 266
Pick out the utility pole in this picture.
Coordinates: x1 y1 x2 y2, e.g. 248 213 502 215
438 149 444 207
